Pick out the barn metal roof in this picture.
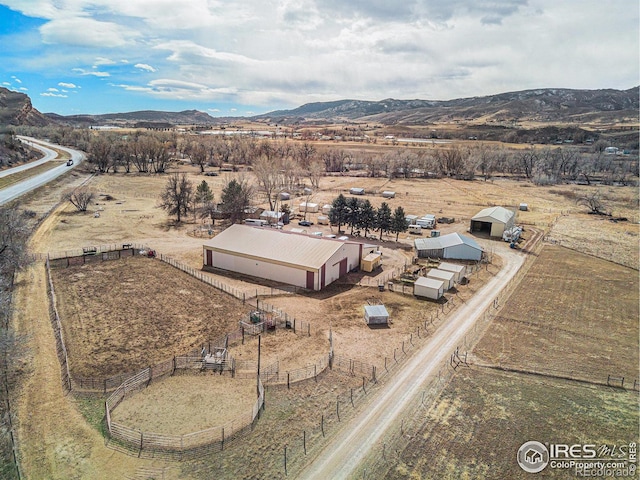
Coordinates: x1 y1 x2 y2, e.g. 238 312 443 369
471 206 515 224
203 224 355 270
414 233 482 252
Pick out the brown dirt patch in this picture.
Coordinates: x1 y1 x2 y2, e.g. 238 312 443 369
111 374 257 435
50 255 249 378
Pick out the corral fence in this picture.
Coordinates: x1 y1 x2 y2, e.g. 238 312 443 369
105 360 264 457
43 243 313 394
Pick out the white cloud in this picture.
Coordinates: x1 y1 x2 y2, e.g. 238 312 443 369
47 87 59 92
20 87 28 91
11 76 22 83
135 63 157 72
58 82 78 88
41 92 68 98
2 0 636 112
73 68 111 77
2 82 10 86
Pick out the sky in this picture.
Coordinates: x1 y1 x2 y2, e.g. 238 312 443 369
0 1 638 117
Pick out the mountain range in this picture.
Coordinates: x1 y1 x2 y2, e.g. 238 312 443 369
0 86 637 129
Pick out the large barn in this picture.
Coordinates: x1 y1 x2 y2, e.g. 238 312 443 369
414 233 483 261
203 224 364 291
470 206 515 238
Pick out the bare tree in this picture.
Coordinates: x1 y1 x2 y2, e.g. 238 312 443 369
87 135 112 173
188 141 208 173
64 187 95 212
253 156 282 210
159 173 194 223
577 191 606 215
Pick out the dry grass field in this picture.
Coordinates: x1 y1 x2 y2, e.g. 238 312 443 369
473 245 639 384
379 368 638 480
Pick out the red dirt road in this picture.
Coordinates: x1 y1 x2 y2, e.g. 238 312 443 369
298 246 525 479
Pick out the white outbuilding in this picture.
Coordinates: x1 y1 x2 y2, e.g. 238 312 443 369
203 224 364 291
299 202 319 213
437 262 466 283
426 269 455 290
414 277 445 300
470 206 515 238
364 304 389 326
414 233 483 261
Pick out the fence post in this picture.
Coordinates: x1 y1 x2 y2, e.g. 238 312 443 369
303 431 306 455
336 397 340 422
221 427 225 451
321 415 325 437
138 431 143 457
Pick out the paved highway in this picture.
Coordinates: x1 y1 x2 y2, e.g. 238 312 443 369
0 137 85 206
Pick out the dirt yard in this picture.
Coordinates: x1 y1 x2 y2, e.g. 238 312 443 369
50 255 249 378
111 374 257 435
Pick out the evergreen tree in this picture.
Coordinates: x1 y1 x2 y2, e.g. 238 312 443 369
359 199 376 237
391 206 408 241
346 196 361 234
376 202 393 240
329 194 348 232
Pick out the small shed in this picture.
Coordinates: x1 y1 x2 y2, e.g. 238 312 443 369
317 215 330 225
279 192 291 201
300 202 319 213
260 210 284 223
414 277 444 300
303 187 313 195
364 304 389 326
438 262 466 283
360 251 382 272
426 269 455 290
382 191 396 198
519 203 528 211
322 204 332 214
405 214 418 225
350 187 365 195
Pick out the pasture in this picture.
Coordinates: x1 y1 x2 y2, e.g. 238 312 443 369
366 244 639 479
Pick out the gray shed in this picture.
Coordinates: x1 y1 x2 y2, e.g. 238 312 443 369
364 304 389 326
426 269 455 290
414 233 483 261
350 187 365 195
438 262 466 283
414 277 444 300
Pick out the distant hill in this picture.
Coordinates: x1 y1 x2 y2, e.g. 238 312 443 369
255 87 640 125
45 109 219 127
0 87 51 127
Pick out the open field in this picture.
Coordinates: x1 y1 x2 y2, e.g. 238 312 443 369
379 367 639 480
473 245 639 384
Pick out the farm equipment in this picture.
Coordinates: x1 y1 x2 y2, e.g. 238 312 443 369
502 226 523 243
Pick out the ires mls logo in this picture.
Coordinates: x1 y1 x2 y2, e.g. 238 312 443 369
518 441 550 473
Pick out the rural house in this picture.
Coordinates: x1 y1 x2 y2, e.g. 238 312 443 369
203 224 364 290
470 206 515 238
414 233 483 261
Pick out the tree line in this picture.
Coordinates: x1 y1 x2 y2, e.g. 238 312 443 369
12 126 639 186
328 194 408 241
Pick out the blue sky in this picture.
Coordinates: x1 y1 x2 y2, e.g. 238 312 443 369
0 0 638 117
